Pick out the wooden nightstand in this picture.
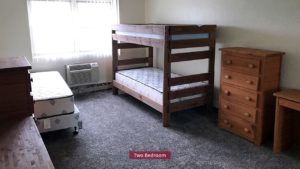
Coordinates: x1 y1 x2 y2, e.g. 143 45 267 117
274 89 300 153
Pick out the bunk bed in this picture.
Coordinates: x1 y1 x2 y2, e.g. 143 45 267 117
112 24 217 127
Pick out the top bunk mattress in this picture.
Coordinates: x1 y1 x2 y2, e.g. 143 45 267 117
112 24 216 48
31 71 73 101
116 67 207 93
115 31 209 40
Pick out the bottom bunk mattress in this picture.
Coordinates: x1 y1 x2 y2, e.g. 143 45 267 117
31 71 74 119
115 67 207 105
35 105 82 133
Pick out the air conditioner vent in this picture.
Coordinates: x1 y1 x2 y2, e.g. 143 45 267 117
70 71 92 84
69 64 92 71
66 63 100 87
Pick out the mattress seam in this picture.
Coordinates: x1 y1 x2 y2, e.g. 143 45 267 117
36 111 75 120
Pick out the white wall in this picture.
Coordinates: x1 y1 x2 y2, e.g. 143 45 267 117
145 0 300 105
119 0 145 24
119 0 147 61
0 0 32 62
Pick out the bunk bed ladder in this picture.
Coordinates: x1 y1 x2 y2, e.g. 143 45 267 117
166 25 217 124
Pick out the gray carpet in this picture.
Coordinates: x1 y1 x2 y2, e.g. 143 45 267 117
42 90 300 169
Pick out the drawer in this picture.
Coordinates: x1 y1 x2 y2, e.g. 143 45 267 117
0 84 28 95
279 98 300 112
0 70 30 85
221 84 258 107
220 99 257 123
219 114 255 141
221 70 259 90
0 107 30 121
222 54 261 75
0 94 29 106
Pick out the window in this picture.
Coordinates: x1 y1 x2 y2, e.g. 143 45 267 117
27 0 118 59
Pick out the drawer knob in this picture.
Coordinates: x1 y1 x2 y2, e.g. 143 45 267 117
246 80 253 85
224 75 231 79
248 64 255 69
244 113 251 117
224 90 230 96
224 105 229 109
224 120 229 124
244 128 250 133
245 96 252 101
226 60 232 65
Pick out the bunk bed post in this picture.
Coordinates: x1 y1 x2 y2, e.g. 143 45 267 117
112 30 119 95
207 27 217 112
163 26 171 127
148 47 154 67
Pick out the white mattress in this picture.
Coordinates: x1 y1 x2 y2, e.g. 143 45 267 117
35 105 81 133
116 31 209 40
31 71 75 119
115 68 207 105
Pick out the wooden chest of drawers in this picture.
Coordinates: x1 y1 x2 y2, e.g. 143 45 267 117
0 57 33 121
218 47 284 145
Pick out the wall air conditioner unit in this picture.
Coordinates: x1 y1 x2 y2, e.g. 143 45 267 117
66 63 100 87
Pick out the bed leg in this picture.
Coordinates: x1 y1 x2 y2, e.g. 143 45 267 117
206 104 212 114
163 111 170 127
73 127 79 135
206 97 215 114
206 90 214 113
112 87 118 95
206 96 212 113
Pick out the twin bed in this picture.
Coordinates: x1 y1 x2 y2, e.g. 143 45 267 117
31 71 81 133
112 24 217 126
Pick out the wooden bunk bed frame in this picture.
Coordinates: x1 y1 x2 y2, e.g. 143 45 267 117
112 24 217 127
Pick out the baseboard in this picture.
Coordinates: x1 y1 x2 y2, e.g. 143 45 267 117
71 82 112 94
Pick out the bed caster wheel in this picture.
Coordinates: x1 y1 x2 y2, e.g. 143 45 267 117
73 127 79 135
